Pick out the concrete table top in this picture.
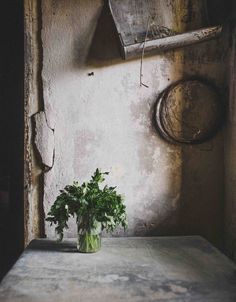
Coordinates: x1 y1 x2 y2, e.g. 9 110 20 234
0 236 236 302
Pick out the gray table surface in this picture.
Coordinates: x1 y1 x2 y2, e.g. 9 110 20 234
0 236 236 302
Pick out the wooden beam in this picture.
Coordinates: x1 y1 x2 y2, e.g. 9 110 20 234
122 26 222 60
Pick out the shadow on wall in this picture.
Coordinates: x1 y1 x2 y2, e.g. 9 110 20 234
176 0 230 248
206 0 233 25
85 3 159 67
86 4 122 67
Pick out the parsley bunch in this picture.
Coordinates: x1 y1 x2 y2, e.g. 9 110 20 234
46 169 127 241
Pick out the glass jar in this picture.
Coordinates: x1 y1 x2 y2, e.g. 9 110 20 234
77 219 101 253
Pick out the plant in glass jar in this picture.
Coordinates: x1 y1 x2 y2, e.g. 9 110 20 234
46 169 127 253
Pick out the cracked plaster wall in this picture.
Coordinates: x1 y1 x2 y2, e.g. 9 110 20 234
34 111 54 170
37 0 227 245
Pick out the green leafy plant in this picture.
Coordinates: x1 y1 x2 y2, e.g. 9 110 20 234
46 169 127 252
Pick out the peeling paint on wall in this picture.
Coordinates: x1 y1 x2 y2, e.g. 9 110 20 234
34 111 55 170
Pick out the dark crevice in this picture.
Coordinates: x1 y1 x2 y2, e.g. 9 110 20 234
37 0 45 113
0 0 24 280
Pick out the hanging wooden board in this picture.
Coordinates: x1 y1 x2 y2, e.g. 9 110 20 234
108 0 222 60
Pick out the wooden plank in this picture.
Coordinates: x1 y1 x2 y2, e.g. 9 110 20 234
109 0 222 60
123 26 222 59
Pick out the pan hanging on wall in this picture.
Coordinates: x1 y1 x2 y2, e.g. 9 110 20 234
155 78 225 145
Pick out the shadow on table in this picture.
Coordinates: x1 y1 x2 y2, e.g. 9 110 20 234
27 239 78 253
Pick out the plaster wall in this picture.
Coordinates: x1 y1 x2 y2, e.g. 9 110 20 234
39 0 226 244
